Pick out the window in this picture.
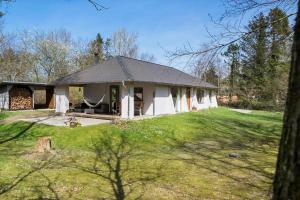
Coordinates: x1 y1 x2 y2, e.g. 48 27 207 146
197 89 204 104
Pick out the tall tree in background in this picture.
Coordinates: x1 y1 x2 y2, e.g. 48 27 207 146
0 48 32 81
223 43 240 101
91 33 104 63
34 30 72 82
110 28 139 58
240 13 269 101
202 65 219 86
268 8 291 106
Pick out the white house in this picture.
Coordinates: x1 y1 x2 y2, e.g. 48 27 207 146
52 56 218 119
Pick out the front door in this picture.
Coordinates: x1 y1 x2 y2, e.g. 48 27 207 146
186 88 191 111
110 85 120 115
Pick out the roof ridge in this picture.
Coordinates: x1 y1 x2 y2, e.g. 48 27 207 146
118 56 203 82
52 58 115 84
116 56 134 81
118 55 181 71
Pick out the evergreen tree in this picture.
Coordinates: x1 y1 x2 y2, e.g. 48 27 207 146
91 33 105 63
223 43 240 101
267 8 291 106
240 13 269 101
203 65 219 86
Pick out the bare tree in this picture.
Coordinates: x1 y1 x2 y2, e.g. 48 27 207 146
71 38 95 69
20 29 73 82
140 52 156 62
0 0 107 17
87 0 107 11
0 33 34 81
109 28 139 58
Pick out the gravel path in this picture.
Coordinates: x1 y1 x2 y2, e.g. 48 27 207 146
230 108 252 114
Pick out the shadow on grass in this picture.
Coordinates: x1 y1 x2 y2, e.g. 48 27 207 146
0 116 63 199
0 122 36 145
73 130 163 200
0 115 57 145
0 153 57 197
156 110 281 199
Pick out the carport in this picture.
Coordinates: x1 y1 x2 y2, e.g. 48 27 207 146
0 81 54 110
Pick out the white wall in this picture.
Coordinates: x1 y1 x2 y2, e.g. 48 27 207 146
191 88 218 110
180 88 189 112
154 86 176 115
55 86 69 113
175 91 181 112
128 83 155 116
142 84 154 115
55 82 217 118
0 85 9 110
121 85 134 119
209 91 218 108
119 84 218 119
83 83 110 104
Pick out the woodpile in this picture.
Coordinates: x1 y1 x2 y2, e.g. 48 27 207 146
10 87 32 110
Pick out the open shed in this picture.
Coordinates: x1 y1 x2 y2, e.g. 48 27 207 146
0 81 54 110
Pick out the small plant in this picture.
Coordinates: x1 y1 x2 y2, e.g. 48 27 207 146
65 115 81 128
192 106 198 112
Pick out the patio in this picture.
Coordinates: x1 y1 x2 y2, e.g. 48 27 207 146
20 115 111 127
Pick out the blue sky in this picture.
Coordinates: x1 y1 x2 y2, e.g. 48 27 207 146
1 0 228 66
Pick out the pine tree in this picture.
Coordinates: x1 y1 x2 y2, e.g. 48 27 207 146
91 33 105 63
240 13 269 101
224 43 240 101
267 8 291 106
203 65 219 86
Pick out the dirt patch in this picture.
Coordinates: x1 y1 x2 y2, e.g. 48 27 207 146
0 110 56 125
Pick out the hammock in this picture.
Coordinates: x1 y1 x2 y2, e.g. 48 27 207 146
83 95 105 108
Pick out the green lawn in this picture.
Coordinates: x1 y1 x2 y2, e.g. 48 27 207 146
0 108 282 199
0 112 11 120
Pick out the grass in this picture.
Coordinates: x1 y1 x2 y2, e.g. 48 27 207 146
0 108 282 199
0 113 8 120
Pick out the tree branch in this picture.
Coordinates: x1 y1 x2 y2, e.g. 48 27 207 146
87 0 107 11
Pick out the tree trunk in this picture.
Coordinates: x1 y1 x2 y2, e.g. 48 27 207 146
272 2 300 200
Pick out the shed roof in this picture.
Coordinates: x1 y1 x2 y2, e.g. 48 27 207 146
0 81 52 87
53 56 217 89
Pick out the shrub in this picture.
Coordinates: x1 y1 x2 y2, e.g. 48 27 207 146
219 98 284 111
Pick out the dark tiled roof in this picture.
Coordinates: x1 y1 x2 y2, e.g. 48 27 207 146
52 56 217 89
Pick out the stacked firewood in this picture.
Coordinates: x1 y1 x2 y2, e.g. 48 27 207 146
10 87 32 110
